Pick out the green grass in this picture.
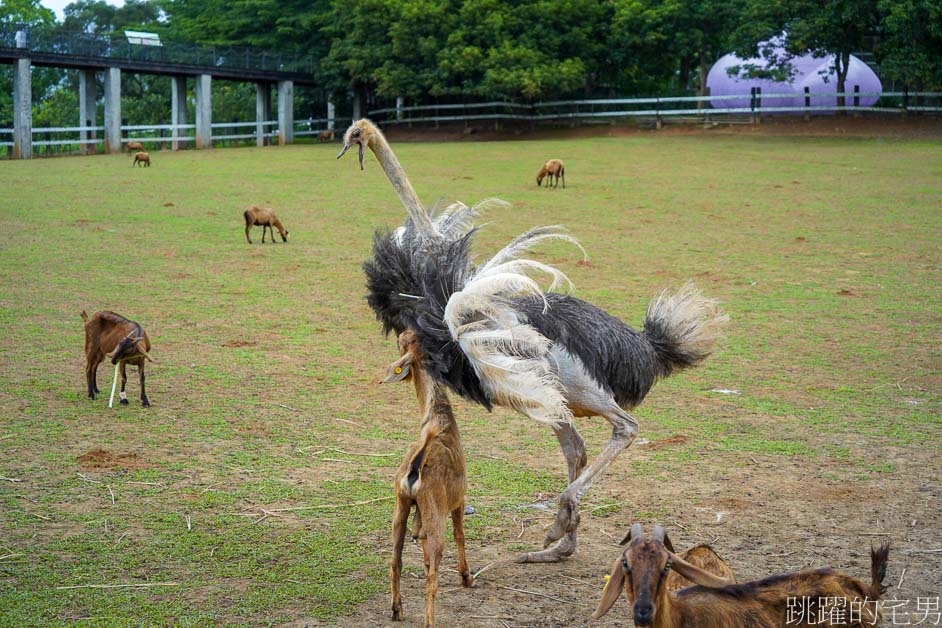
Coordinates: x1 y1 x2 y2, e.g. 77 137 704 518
1 132 940 624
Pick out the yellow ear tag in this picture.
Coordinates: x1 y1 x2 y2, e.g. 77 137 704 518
604 575 611 583
395 367 403 374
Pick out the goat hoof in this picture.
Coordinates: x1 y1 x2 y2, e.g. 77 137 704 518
391 606 402 621
461 573 474 588
119 398 129 406
141 399 151 408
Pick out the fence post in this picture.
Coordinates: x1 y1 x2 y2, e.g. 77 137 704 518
902 87 909 116
853 85 860 118
803 86 811 122
656 97 662 130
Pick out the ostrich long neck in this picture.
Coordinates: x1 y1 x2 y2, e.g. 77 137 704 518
368 133 434 233
411 365 454 431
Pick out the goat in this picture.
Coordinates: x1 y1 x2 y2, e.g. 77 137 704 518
81 310 154 407
126 141 144 153
384 329 472 627
593 524 890 628
536 158 565 188
614 528 735 596
243 205 288 244
317 129 335 142
132 151 151 167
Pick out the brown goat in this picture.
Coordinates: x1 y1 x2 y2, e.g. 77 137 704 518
126 141 144 153
317 129 335 142
132 151 151 167
81 310 153 407
594 524 889 628
243 205 288 244
384 330 472 627
536 158 565 188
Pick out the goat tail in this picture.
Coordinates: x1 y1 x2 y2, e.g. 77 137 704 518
642 282 728 376
399 424 441 497
870 541 891 598
80 310 89 322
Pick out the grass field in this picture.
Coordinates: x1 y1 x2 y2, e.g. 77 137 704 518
1 131 940 626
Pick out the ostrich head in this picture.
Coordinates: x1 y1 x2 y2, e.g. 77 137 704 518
337 118 383 170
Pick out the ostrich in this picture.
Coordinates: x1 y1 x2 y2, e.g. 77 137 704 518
339 119 727 563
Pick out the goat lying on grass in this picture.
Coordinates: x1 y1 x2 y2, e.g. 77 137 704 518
317 129 335 142
243 206 288 244
81 310 154 407
132 151 151 167
126 141 144 153
385 330 472 627
536 158 565 188
594 524 890 628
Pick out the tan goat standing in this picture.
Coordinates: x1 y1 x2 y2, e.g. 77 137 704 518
384 330 472 627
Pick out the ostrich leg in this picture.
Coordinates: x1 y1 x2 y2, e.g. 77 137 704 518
517 404 638 563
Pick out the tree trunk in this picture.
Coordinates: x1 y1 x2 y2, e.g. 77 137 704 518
698 50 709 110
835 51 850 115
679 56 691 92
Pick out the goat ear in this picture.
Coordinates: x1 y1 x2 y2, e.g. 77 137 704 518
591 555 627 620
669 553 734 588
381 352 413 383
662 531 676 553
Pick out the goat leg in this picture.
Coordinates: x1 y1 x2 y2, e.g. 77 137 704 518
119 362 129 405
390 496 411 621
517 408 638 563
451 505 473 588
139 364 150 407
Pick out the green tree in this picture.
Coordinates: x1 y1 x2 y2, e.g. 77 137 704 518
876 0 942 89
731 0 882 108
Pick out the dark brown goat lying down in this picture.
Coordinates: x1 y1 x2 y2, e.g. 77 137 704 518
81 310 154 407
594 524 890 628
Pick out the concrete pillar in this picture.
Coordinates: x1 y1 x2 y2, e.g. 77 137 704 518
12 57 32 160
104 67 122 154
195 73 212 149
171 76 187 151
352 92 362 120
255 82 271 147
277 80 294 145
79 70 96 155
327 100 335 131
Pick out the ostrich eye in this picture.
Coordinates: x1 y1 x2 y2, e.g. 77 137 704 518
352 128 361 137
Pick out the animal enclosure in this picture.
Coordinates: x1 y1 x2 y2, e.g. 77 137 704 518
0 129 939 625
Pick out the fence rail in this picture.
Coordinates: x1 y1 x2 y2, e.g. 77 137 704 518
368 91 942 125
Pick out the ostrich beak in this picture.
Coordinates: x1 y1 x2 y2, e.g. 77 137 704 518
336 141 365 171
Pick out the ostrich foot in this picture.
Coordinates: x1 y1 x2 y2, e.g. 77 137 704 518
542 493 581 548
515 531 577 563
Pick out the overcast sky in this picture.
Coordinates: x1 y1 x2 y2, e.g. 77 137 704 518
41 0 126 20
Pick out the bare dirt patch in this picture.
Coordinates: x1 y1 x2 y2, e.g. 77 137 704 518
76 449 151 471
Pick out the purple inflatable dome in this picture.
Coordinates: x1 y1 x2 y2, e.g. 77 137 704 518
707 48 882 112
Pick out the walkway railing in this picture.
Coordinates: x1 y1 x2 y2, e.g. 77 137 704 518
0 24 314 75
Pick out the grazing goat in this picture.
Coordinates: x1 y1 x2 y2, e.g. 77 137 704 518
132 151 151 167
126 141 144 153
243 205 288 244
593 524 890 628
81 310 154 407
385 330 472 627
536 158 565 188
317 129 335 142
